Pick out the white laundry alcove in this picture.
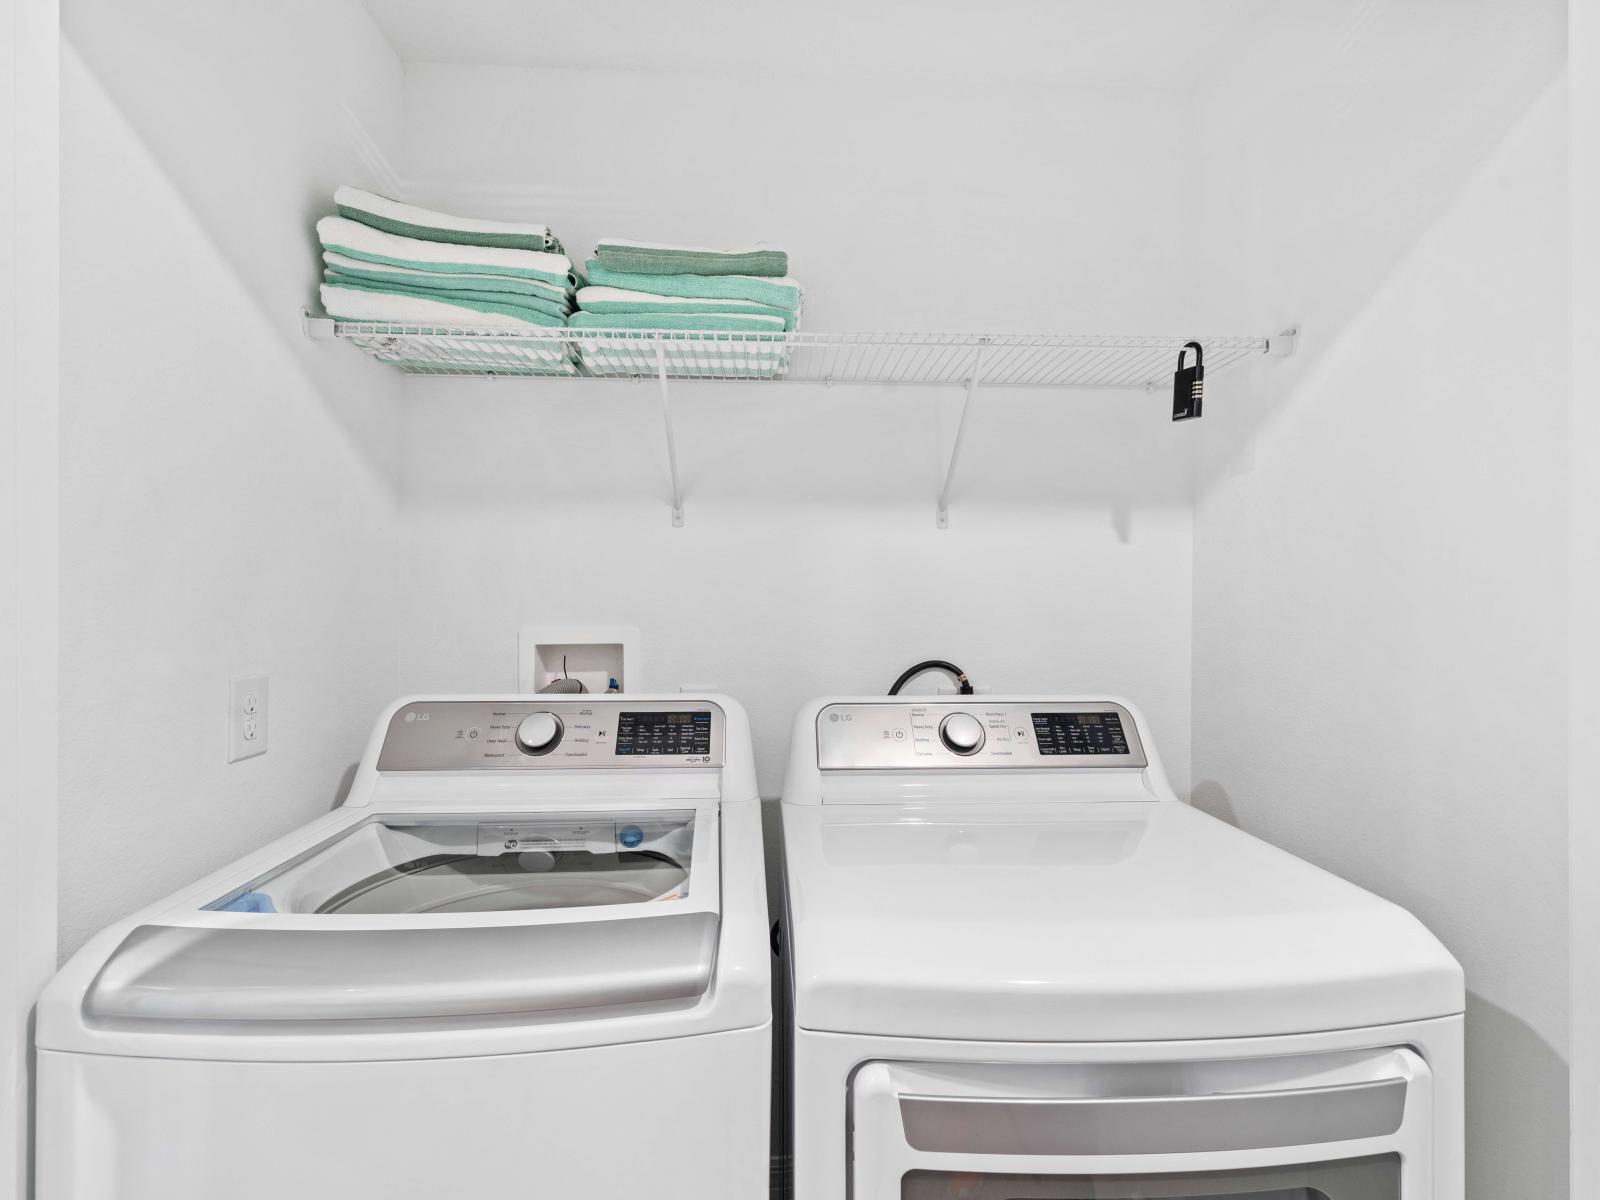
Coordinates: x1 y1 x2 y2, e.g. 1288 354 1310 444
47 2 1575 1197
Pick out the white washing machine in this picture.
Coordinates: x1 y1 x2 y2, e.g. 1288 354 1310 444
38 695 770 1200
780 696 1464 1200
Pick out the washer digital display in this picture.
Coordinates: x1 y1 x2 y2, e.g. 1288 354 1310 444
1031 711 1131 756
615 711 713 756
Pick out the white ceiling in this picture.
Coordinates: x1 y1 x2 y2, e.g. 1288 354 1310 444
362 0 1277 88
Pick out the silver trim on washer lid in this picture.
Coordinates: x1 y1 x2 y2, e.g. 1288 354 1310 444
84 912 720 1027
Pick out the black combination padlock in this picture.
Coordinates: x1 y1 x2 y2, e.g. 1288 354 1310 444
1172 341 1204 422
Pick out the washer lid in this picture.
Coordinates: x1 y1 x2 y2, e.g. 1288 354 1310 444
205 810 699 916
77 808 719 1030
781 800 1463 1042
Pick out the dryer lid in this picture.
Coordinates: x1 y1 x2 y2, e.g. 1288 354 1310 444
781 800 1463 1042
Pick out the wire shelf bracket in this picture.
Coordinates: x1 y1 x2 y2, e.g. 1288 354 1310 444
936 339 990 529
302 310 335 340
654 338 686 527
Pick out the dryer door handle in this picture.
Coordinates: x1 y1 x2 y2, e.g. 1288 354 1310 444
897 1075 1407 1156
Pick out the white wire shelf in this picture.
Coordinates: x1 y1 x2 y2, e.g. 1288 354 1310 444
302 312 1298 528
303 315 1292 390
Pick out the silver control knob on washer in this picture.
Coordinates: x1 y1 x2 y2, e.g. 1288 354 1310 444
514 712 563 755
939 712 985 755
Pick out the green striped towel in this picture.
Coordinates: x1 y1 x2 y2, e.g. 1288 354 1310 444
320 283 568 329
324 252 572 303
576 286 796 330
343 333 578 377
335 185 561 252
327 274 571 321
383 349 577 376
575 334 789 379
566 310 787 334
317 217 577 288
579 351 788 380
391 358 577 375
594 238 788 278
575 336 789 377
583 260 801 310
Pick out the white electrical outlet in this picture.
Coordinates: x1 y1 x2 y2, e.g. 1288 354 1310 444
229 675 268 762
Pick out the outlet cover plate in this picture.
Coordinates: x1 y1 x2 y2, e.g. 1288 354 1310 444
229 675 268 762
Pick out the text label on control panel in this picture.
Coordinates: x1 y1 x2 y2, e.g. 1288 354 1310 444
615 711 713 757
1031 710 1131 756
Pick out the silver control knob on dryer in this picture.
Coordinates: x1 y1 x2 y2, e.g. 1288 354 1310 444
515 712 563 755
939 712 985 755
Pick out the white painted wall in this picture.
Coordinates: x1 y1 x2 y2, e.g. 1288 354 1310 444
392 63 1205 796
1190 5 1569 1196
0 1 57 1193
56 2 407 958
1569 0 1599 1189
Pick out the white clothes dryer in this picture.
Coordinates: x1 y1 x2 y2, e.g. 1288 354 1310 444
780 696 1463 1200
39 695 770 1200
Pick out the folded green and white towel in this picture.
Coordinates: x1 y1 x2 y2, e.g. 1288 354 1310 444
364 344 578 375
320 283 568 330
576 286 796 330
383 347 577 376
397 358 576 375
335 185 560 252
338 328 576 376
579 353 788 380
573 334 789 379
317 216 577 288
324 251 573 304
566 310 788 334
593 238 788 278
583 261 801 311
328 275 571 321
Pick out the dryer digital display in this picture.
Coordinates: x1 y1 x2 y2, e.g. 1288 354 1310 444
1031 711 1131 756
615 711 713 756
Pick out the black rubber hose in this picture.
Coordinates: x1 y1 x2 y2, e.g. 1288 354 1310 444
887 660 974 696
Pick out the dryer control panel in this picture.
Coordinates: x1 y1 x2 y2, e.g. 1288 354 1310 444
378 700 725 771
817 701 1146 770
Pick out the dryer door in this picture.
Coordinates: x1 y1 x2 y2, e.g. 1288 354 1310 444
852 1048 1431 1199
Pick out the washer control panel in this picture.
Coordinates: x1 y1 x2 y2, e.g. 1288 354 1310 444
378 700 725 771
817 701 1146 770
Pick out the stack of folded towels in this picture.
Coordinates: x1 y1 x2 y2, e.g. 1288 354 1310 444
316 186 581 374
571 239 801 377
